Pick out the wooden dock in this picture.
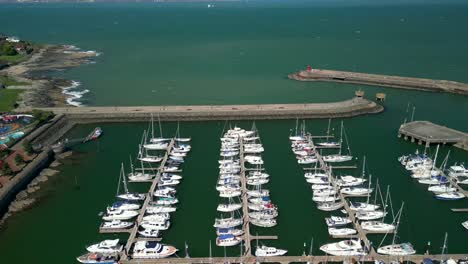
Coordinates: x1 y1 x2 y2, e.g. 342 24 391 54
289 68 468 96
24 97 383 122
122 139 175 261
398 121 468 151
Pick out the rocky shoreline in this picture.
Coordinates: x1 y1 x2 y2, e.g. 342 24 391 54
0 44 98 108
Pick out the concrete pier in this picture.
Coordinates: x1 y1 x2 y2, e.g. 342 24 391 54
20 97 383 122
399 121 468 151
289 69 468 96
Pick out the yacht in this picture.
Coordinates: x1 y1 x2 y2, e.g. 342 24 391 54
349 202 380 212
216 184 240 192
356 211 387 221
328 227 357 236
447 164 468 177
216 234 242 247
162 173 183 180
325 216 351 227
117 192 145 201
103 209 139 221
428 185 457 194
341 187 373 196
305 172 327 178
217 203 242 212
248 202 276 211
255 245 287 256
154 189 177 198
306 177 329 185
298 156 318 164
151 197 178 205
311 184 333 190
323 154 353 163
251 218 277 227
142 213 170 222
377 243 416 256
146 205 176 214
219 190 241 198
361 221 396 232
132 241 178 259
249 210 278 219
216 228 244 236
216 234 242 246
247 178 269 186
141 220 171 230
159 179 180 186
320 239 366 256
418 175 448 185
108 201 140 211
317 142 340 147
249 196 271 204
312 195 339 203
336 176 366 187
138 228 160 238
76 252 117 264
247 189 270 197
313 188 336 197
128 172 154 182
435 191 465 200
143 142 169 150
213 217 243 228
317 201 344 211
86 239 123 254
100 220 133 230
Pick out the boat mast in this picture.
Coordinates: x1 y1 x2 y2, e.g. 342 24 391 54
391 202 404 248
432 144 440 171
382 185 390 223
158 113 163 139
121 163 129 194
440 232 448 263
339 121 344 155
151 113 155 139
294 118 299 136
326 118 331 143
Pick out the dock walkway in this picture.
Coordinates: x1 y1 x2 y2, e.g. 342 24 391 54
398 121 468 151
122 139 175 261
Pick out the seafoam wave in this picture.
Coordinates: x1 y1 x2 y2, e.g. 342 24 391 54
62 80 89 107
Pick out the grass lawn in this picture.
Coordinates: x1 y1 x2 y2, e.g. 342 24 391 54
0 89 22 112
0 54 27 64
0 75 30 87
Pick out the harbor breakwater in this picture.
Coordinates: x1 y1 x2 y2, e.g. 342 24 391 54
289 69 468 96
22 97 384 123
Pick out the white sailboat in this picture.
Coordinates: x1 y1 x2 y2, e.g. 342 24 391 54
116 164 145 201
317 119 340 147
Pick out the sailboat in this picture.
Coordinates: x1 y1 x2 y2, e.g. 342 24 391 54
323 121 353 163
175 121 191 142
377 202 416 256
116 164 145 201
317 119 340 147
289 118 306 141
144 114 169 150
128 156 155 182
138 131 163 163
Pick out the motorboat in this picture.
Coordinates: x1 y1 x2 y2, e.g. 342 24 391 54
325 216 351 227
349 202 380 212
418 175 448 185
159 179 180 186
428 185 457 194
377 243 416 256
218 177 240 185
100 220 133 229
435 191 465 200
356 210 387 221
132 241 178 259
255 245 287 256
216 184 240 192
141 220 171 230
298 157 318 164
320 239 366 256
328 227 357 236
311 184 332 190
76 252 117 264
361 221 396 232
216 228 244 236
162 166 180 173
249 210 278 219
251 218 277 227
216 234 242 246
249 196 271 204
138 228 160 238
87 239 123 254
305 172 327 178
103 209 139 221
154 189 177 198
317 201 344 211
213 217 243 228
108 201 140 211
341 187 373 196
162 173 183 180
217 203 242 212
323 154 353 163
151 197 178 205
336 176 366 187
219 159 240 165
146 205 177 214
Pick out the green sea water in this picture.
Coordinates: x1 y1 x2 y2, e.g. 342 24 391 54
0 1 467 263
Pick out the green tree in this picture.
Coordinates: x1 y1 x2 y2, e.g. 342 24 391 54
1 162 12 175
1 43 18 56
32 109 53 124
22 140 34 155
14 154 23 165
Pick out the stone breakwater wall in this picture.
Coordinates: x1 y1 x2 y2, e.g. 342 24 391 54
29 98 384 122
289 70 468 96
